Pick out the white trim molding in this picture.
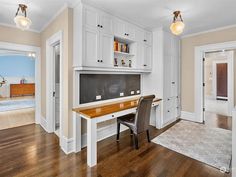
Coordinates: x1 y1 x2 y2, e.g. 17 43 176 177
232 108 236 176
0 41 41 125
180 111 196 122
182 24 236 39
46 31 63 143
40 3 68 32
64 122 129 154
81 123 128 148
40 116 48 132
61 136 75 154
195 41 235 123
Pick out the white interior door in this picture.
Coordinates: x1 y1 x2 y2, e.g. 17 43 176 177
53 44 60 135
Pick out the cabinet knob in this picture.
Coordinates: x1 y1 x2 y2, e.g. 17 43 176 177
97 24 100 27
100 25 103 28
168 98 170 101
101 60 103 62
172 82 175 84
144 39 147 42
143 64 147 67
97 60 100 62
127 33 129 36
168 110 170 113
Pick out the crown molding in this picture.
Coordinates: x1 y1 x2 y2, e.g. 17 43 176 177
181 24 236 39
39 3 69 32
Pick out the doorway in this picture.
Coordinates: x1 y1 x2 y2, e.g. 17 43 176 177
195 42 235 123
46 31 63 142
0 42 41 128
203 50 233 118
53 44 60 136
0 50 36 129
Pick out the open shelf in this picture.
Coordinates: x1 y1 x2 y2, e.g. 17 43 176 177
114 51 135 57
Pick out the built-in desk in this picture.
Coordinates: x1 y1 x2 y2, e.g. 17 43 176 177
72 96 162 167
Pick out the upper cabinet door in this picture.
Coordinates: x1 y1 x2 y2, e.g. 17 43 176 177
135 28 145 42
83 7 99 29
145 32 152 46
113 18 126 38
99 12 113 35
99 32 114 67
125 24 135 41
143 45 152 70
163 32 172 55
83 27 100 67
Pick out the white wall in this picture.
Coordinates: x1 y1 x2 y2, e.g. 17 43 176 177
0 77 35 98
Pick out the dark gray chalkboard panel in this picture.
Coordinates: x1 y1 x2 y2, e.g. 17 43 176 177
80 74 141 104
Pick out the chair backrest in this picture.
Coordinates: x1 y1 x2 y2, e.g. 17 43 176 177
135 95 155 134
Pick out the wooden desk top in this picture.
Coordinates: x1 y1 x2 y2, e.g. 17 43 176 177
72 98 162 119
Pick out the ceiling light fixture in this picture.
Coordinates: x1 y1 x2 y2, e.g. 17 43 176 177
14 4 32 31
170 11 185 35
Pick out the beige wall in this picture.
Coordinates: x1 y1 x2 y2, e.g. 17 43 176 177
181 27 236 112
0 25 40 46
40 7 73 138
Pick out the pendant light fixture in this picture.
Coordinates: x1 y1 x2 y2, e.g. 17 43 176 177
14 4 32 31
170 11 185 35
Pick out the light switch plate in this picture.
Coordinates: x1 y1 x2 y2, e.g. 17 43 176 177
131 91 135 95
96 95 102 100
120 92 124 96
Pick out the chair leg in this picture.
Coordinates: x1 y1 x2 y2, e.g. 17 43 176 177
130 129 133 136
116 123 120 141
146 130 151 143
134 134 139 149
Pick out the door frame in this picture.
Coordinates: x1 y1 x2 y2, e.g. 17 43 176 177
0 41 41 124
195 41 235 123
46 31 63 143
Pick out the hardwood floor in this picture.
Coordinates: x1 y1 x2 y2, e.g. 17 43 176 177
0 115 231 177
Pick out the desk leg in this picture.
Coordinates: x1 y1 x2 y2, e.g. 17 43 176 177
155 103 162 129
87 118 97 167
73 112 81 152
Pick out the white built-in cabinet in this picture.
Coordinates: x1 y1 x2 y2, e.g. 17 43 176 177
83 6 113 67
145 29 180 127
73 3 153 72
162 31 180 125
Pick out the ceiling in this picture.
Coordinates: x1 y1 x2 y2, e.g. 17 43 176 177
0 0 74 32
0 0 236 35
83 0 236 35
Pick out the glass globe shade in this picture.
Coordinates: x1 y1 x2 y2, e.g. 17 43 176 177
14 15 32 31
170 21 185 35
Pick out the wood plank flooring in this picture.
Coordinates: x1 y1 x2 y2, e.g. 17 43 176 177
0 114 232 177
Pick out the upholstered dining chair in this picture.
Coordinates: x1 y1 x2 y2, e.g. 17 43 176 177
116 95 155 149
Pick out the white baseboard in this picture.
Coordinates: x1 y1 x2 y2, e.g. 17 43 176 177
162 118 177 128
61 136 74 154
40 116 48 132
180 111 196 122
81 123 129 148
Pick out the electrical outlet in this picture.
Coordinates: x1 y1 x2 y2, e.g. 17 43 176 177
96 95 102 100
137 90 140 94
131 91 135 95
120 92 124 96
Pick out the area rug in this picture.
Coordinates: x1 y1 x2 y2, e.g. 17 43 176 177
0 99 35 112
152 121 232 172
